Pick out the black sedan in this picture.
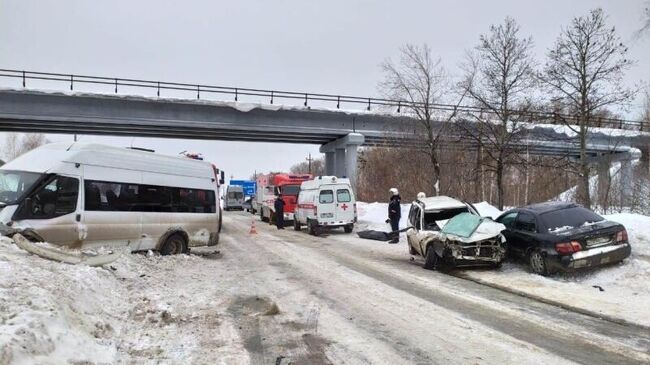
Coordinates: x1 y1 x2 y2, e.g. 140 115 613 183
496 202 631 276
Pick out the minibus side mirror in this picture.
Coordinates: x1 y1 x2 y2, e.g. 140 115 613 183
219 171 225 185
13 197 33 220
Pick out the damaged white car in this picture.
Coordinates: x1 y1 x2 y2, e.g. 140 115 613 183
406 196 507 270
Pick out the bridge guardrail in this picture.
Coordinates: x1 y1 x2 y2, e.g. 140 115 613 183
0 69 645 131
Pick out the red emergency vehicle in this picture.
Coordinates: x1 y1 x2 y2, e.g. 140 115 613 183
256 173 312 223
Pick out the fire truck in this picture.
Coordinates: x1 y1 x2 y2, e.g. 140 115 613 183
256 173 312 224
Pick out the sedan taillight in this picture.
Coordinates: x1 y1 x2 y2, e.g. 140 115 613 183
555 241 582 255
616 230 628 243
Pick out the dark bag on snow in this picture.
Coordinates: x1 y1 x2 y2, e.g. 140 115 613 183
357 230 396 241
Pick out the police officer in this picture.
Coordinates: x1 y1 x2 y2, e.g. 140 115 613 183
274 195 285 230
387 188 401 243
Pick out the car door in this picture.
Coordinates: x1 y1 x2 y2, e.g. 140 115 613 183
406 204 424 255
335 186 354 223
497 211 518 254
510 211 539 258
318 189 335 222
406 204 419 249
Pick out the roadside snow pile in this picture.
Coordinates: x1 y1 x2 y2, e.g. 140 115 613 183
0 236 128 365
355 202 410 231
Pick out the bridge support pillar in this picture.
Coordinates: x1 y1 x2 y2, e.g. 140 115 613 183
597 156 611 207
639 143 650 173
592 149 639 209
620 159 633 206
320 133 365 190
335 148 346 177
325 152 335 175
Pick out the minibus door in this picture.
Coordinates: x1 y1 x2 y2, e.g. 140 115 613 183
13 174 83 246
81 179 143 250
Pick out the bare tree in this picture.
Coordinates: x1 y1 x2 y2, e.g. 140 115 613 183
459 17 536 210
641 83 650 131
289 157 325 176
636 1 650 38
379 44 463 196
540 8 635 209
3 133 49 161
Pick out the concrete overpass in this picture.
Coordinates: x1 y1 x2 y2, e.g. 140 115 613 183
0 87 647 188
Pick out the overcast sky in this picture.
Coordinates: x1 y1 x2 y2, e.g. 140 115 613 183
1 0 648 181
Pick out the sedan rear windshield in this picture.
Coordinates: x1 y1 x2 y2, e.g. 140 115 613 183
539 207 604 232
0 170 43 205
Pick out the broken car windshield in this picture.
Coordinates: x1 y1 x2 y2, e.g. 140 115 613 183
423 207 469 230
441 212 482 238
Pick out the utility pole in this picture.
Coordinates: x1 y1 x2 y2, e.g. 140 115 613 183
306 153 314 175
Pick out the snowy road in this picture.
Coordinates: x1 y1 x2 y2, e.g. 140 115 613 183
2 211 649 364
195 212 649 365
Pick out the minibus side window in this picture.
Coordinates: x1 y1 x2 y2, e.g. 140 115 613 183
336 189 351 203
319 190 334 204
17 175 78 219
178 188 216 213
85 181 139 211
84 180 215 213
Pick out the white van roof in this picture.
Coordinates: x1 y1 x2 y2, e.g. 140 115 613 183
2 142 215 179
300 176 351 190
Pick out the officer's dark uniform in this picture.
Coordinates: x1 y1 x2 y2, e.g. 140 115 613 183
274 196 285 229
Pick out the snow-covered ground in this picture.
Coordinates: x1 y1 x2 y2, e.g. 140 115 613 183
0 237 251 364
356 201 650 328
0 236 128 364
1 210 649 364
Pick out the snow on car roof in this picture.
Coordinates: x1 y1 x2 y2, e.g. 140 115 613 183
417 196 467 211
521 201 578 214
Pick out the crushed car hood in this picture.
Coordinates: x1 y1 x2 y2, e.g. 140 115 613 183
439 213 505 243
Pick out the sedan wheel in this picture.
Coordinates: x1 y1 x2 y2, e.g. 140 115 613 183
529 250 548 276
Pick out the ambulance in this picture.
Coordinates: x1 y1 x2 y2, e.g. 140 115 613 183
293 176 357 235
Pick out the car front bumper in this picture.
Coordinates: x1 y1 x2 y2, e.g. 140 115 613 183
549 243 631 272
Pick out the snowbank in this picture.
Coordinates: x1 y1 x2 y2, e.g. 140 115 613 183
0 237 127 365
356 200 650 327
356 202 410 231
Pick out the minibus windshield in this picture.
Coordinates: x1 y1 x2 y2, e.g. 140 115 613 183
0 170 43 205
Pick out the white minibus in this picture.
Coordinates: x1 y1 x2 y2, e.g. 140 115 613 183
0 142 223 254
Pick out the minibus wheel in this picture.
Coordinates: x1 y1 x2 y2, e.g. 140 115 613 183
160 233 187 255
